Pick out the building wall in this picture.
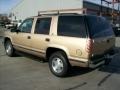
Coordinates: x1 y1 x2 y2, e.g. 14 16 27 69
10 0 119 22
84 1 111 15
83 1 119 23
11 0 83 21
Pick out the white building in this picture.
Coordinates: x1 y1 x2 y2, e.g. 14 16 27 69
10 0 118 22
10 0 83 21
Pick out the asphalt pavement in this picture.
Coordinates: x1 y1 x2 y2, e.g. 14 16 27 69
0 36 120 90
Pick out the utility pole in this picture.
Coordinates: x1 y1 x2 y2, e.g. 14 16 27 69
112 0 120 24
100 0 103 16
118 1 120 26
112 0 115 24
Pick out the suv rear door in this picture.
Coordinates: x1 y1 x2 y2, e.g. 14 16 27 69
31 17 52 57
86 16 115 55
52 15 89 60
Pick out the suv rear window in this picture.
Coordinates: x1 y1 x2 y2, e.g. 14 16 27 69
86 16 114 38
57 16 86 38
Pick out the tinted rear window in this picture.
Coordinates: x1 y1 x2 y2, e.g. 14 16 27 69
35 18 51 35
57 16 87 38
87 16 114 38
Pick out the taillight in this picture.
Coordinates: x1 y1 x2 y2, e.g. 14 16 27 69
86 38 93 53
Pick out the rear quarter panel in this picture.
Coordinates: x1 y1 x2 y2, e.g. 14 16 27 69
50 36 89 62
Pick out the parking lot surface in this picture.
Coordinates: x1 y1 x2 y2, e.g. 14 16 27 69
0 34 120 90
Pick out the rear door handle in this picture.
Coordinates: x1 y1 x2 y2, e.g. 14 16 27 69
45 38 50 42
27 36 31 39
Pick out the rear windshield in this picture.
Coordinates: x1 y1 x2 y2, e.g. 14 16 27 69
86 16 114 38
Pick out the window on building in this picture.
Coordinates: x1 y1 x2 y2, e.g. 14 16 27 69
57 16 86 38
35 18 51 35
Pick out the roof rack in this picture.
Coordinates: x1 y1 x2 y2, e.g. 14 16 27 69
38 8 87 16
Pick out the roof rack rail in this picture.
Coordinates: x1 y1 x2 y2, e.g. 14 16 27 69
38 8 87 16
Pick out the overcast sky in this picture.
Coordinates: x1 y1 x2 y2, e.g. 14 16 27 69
0 0 119 14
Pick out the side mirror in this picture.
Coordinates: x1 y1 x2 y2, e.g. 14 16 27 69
16 29 21 33
11 25 20 33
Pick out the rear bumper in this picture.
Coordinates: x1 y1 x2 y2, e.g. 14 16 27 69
89 48 119 68
69 48 119 68
89 57 105 68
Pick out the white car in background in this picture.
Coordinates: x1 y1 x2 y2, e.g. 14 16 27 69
5 20 21 29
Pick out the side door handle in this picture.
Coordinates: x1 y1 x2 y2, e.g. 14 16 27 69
27 36 31 39
45 38 50 42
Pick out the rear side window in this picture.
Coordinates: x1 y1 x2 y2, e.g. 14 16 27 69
35 18 51 35
57 16 86 38
86 16 114 38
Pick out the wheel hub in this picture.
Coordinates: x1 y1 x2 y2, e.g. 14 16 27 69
6 43 12 54
52 57 63 73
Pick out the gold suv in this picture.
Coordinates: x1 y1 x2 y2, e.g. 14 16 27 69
3 11 116 77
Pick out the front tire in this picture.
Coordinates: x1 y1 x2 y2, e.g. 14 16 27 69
49 51 69 77
4 40 15 57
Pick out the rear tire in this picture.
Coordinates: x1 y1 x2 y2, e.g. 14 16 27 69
4 40 15 57
49 51 69 77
